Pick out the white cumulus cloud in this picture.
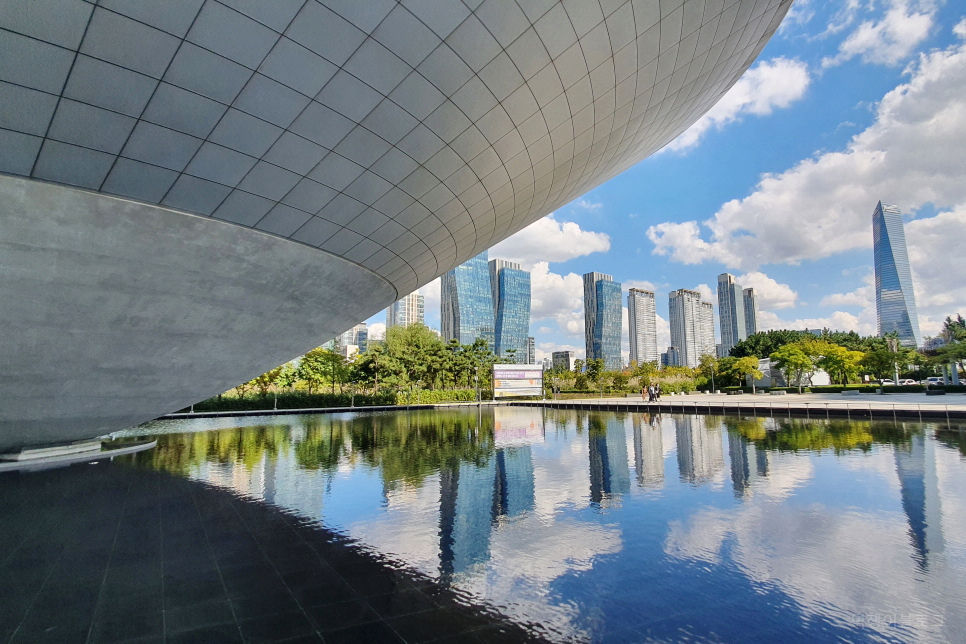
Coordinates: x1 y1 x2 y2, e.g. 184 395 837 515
489 214 610 268
666 57 810 152
823 0 938 68
647 35 966 282
737 272 798 310
368 322 386 341
528 262 586 338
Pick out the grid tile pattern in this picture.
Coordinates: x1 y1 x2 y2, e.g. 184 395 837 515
0 459 547 644
0 0 792 296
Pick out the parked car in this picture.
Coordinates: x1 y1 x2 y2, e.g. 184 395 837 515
926 376 944 385
898 379 917 385
880 379 895 386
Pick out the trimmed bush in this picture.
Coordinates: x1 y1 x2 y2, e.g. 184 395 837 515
396 389 479 404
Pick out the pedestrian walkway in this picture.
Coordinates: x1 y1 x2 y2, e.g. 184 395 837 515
515 392 966 422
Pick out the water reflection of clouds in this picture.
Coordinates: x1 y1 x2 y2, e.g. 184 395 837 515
136 408 966 642
664 431 966 641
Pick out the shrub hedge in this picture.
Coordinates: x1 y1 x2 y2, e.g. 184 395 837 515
181 389 489 413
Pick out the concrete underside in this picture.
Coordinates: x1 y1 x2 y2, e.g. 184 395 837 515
0 174 396 451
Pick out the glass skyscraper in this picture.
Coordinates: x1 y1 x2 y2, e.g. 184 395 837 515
628 288 658 366
583 272 622 371
717 273 747 353
873 201 921 347
441 252 494 347
489 259 530 362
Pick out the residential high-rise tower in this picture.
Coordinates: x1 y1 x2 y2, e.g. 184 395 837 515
873 202 921 347
717 273 747 353
386 291 424 329
743 288 759 337
583 272 622 371
489 259 531 362
668 289 716 368
441 252 494 348
628 288 658 366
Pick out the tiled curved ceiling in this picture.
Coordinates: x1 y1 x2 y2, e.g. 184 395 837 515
0 0 792 297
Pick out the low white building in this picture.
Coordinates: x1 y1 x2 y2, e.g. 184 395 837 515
749 358 831 388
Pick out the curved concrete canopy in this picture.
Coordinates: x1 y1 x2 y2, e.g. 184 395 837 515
1 0 792 297
0 0 792 447
0 175 395 451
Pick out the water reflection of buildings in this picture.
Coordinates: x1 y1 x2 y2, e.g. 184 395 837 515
588 416 631 505
894 431 944 569
675 416 724 485
632 415 664 488
439 408 539 579
727 429 770 498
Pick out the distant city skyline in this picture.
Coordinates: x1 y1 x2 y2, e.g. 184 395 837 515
356 4 964 362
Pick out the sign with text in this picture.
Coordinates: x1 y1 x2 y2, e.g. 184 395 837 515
492 363 543 398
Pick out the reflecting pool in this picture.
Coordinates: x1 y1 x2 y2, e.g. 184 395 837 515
8 407 966 643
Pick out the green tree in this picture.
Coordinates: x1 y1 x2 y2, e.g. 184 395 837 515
770 344 814 393
730 330 808 358
634 360 659 388
585 358 605 395
610 371 629 392
277 363 299 391
729 356 764 393
297 347 340 393
817 345 865 386
697 354 720 391
251 365 284 396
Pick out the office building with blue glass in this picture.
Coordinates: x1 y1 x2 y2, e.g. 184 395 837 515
583 272 623 371
442 252 494 348
489 260 531 363
873 201 921 347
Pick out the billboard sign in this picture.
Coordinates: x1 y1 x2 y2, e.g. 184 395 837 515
492 363 543 398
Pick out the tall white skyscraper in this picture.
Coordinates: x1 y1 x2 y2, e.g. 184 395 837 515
717 273 747 353
743 288 759 337
628 288 658 366
386 291 424 329
698 301 715 359
668 289 716 368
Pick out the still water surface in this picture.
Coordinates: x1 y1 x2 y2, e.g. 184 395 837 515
124 407 966 643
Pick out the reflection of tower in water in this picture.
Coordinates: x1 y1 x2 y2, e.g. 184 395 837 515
632 415 664 488
675 415 725 485
588 416 631 504
894 431 944 569
726 428 771 498
438 447 536 581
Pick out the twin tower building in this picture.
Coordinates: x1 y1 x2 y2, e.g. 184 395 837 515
588 273 759 372
387 251 534 363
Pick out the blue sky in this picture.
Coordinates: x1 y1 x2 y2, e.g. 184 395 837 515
367 1 966 362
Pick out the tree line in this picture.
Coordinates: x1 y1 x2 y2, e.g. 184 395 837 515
232 323 500 400
229 315 965 405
